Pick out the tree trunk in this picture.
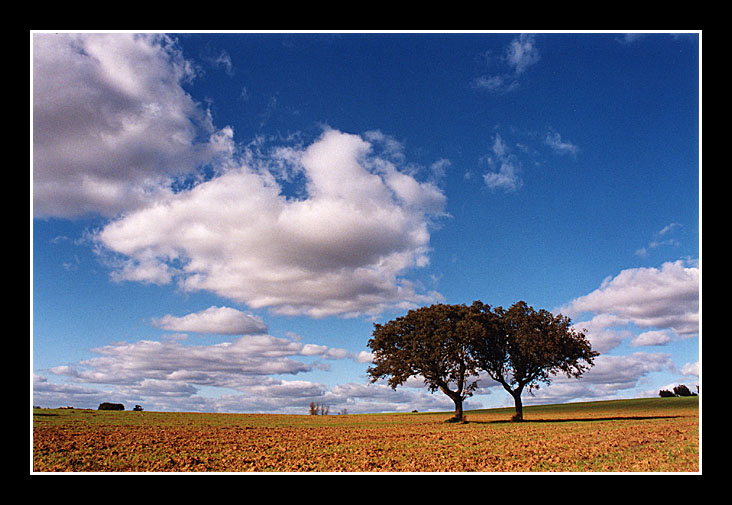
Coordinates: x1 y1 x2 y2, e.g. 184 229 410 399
452 397 463 421
439 383 464 422
511 390 523 422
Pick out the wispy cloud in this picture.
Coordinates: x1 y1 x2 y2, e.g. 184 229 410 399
471 75 518 93
479 126 578 192
481 133 523 192
616 33 646 45
211 49 234 75
472 34 540 93
635 223 683 257
544 130 579 157
505 33 541 74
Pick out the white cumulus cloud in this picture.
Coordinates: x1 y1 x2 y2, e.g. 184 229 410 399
563 260 699 339
152 306 268 335
631 330 673 347
33 33 234 218
95 128 447 318
558 256 700 403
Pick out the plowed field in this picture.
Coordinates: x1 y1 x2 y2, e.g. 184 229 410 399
32 397 699 472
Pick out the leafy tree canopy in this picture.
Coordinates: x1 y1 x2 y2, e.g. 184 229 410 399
367 300 599 422
470 301 598 420
367 303 485 421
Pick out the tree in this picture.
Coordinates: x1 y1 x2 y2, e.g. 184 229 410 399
470 301 599 421
367 303 483 422
673 384 695 397
98 402 124 411
309 401 330 415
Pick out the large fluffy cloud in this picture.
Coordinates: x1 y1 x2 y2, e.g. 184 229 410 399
549 259 700 376
33 33 446 317
564 260 699 344
33 33 234 218
95 129 447 317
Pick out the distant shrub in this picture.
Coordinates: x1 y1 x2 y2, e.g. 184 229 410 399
98 402 124 411
659 384 697 398
673 384 694 397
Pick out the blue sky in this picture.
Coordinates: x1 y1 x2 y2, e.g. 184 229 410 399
32 31 700 414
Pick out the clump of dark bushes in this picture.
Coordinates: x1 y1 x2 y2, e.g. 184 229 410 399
659 384 698 398
98 402 125 410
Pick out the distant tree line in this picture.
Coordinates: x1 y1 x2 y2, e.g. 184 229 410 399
308 402 348 415
659 384 698 397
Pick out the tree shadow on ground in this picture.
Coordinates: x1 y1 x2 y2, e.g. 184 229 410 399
468 415 683 424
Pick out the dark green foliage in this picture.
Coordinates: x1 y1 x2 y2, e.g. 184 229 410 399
367 303 485 421
673 384 693 397
98 402 125 411
660 385 698 398
470 301 598 421
367 300 599 422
